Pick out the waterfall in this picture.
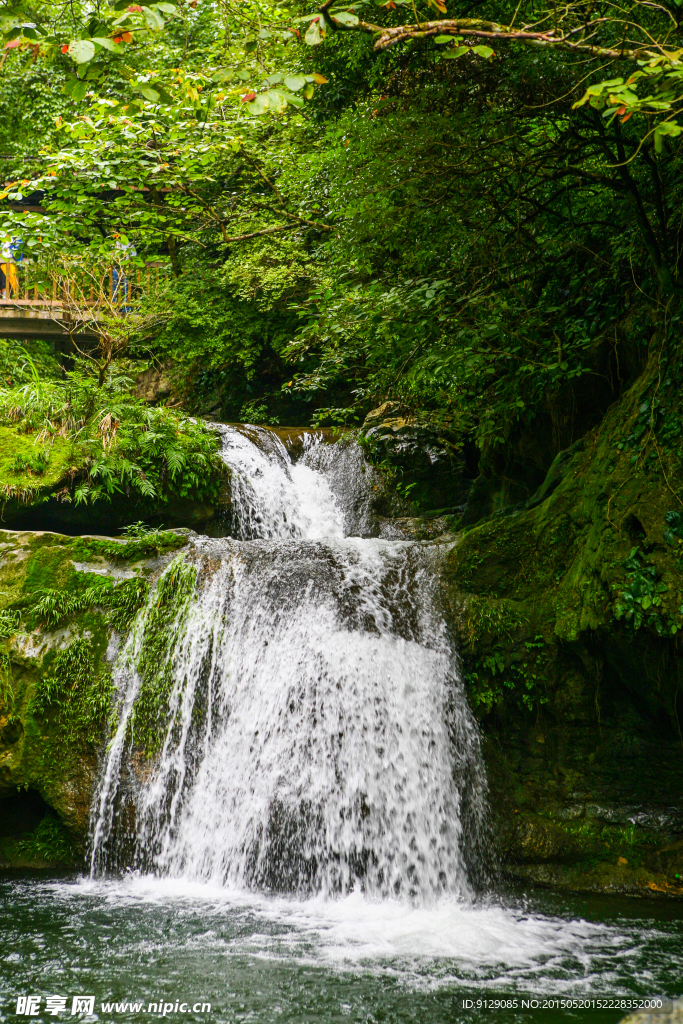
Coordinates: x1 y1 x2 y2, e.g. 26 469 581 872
90 426 489 901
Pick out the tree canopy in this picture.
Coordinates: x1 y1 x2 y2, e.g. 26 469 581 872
1 0 682 452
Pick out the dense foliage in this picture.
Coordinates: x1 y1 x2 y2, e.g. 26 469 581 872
0 352 226 506
1 0 682 473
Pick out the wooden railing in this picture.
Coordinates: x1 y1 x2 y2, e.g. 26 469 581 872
0 261 171 339
0 261 170 307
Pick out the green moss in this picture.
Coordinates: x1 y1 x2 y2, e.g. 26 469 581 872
441 350 683 888
22 537 78 596
29 636 115 751
0 424 74 501
72 532 187 564
456 596 550 713
106 577 150 632
0 530 193 850
0 649 14 712
127 554 198 757
0 531 161 777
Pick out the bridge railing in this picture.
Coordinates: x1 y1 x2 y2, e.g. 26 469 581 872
0 260 171 310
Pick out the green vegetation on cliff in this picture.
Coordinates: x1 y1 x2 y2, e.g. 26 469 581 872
0 348 228 529
126 553 198 757
0 529 190 868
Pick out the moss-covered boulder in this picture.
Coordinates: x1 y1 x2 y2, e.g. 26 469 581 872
0 527 189 869
360 402 476 515
0 424 78 520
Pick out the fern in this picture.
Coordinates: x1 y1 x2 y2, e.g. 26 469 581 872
0 360 227 506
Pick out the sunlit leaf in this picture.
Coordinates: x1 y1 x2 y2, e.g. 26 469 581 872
135 83 160 101
91 36 125 52
331 10 359 25
142 5 165 29
68 39 96 63
305 17 325 45
284 74 307 92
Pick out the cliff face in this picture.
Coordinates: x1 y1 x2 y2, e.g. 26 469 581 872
441 362 683 895
362 341 683 897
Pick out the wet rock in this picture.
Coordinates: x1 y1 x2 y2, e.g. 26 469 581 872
0 527 192 867
361 402 411 431
508 860 683 898
442 352 683 897
361 404 474 514
378 516 458 541
135 360 175 405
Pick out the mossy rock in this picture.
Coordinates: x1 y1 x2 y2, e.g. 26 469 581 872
0 527 191 868
0 424 76 515
441 350 683 895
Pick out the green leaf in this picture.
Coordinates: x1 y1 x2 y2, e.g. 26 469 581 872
245 92 271 114
91 36 124 52
153 2 177 12
0 14 20 32
142 5 165 29
434 34 455 43
305 18 325 45
155 86 175 104
442 45 469 58
472 44 495 58
655 120 683 145
135 83 161 102
68 39 96 63
284 74 307 92
331 10 359 25
263 88 288 113
72 80 89 101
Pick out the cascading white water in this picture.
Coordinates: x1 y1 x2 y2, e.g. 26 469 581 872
90 426 488 901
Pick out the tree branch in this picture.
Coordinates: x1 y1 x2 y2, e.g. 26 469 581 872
325 11 675 62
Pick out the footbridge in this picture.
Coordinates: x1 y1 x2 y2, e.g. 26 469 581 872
0 261 169 346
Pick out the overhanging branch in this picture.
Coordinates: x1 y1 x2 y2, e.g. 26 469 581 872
323 10 676 62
